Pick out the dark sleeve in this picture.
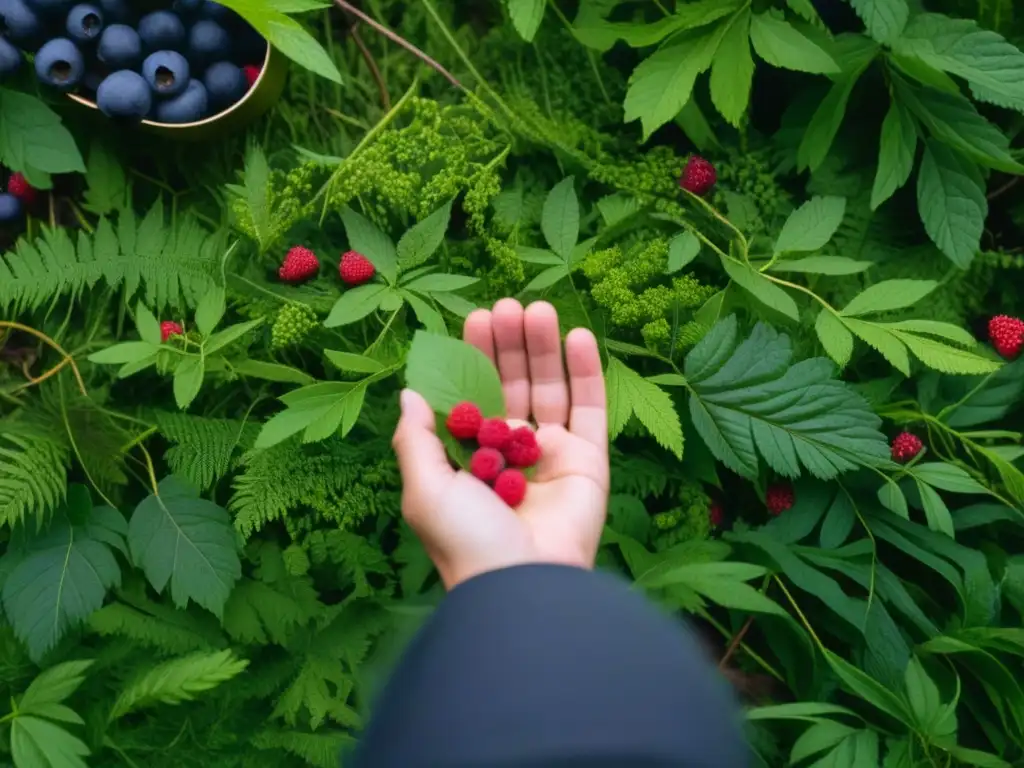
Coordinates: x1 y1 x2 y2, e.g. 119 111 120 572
353 564 750 768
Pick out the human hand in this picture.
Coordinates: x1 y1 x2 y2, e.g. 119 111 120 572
392 299 610 590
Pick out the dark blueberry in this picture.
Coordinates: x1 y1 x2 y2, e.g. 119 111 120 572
96 0 127 23
202 60 244 111
171 0 200 13
65 3 103 44
154 77 206 123
97 22 140 67
186 19 228 66
142 49 188 97
0 0 43 44
34 37 83 90
23 0 70 17
137 10 183 51
96 69 151 121
0 193 23 225
0 34 22 76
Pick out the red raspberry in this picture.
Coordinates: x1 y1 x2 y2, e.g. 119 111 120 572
494 469 527 508
477 418 511 451
766 484 794 516
470 447 505 483
339 251 376 286
279 246 319 284
988 315 1024 360
446 402 483 440
891 432 923 463
709 501 724 528
503 426 541 468
679 155 717 196
160 321 183 342
7 173 37 206
243 65 261 89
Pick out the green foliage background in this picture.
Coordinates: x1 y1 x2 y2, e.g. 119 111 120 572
2 0 1024 766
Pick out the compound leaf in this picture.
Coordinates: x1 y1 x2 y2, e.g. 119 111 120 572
606 358 684 459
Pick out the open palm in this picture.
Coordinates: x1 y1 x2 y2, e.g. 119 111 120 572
393 299 610 590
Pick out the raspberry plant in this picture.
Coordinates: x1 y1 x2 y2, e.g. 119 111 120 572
2 1 1024 767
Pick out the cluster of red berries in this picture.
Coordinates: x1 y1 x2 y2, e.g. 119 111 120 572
766 484 794 516
989 315 1024 360
891 431 923 463
446 402 542 508
278 246 376 288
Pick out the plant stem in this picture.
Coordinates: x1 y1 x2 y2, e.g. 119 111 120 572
1 321 88 396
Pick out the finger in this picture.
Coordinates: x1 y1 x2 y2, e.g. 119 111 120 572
565 328 608 449
392 389 456 505
490 299 531 421
524 302 569 426
464 309 496 365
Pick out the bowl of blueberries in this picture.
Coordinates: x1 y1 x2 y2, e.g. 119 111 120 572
0 0 286 137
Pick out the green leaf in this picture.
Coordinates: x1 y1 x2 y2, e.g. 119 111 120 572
0 89 85 180
871 98 918 210
88 341 160 365
10 716 90 768
709 9 754 127
879 319 976 347
340 207 397 284
194 287 226 337
643 562 785 616
324 351 385 374
893 14 1024 114
81 140 126 216
541 177 579 261
824 649 913 723
524 265 570 292
204 318 263 356
721 258 799 321
405 331 505 417
685 316 889 480
301 384 367 443
396 200 452 272
840 279 939 316
402 290 448 335
843 319 911 375
773 196 847 256
403 274 478 293
134 301 161 345
904 655 943 729
747 702 861 721
173 357 205 410
815 310 854 369
768 255 872 275
432 291 477 318
507 0 545 41
848 0 909 44
938 358 1024 428
606 358 684 459
916 479 955 536
624 23 728 140
667 231 701 274
945 747 1012 768
516 246 564 266
1 496 125 661
895 332 1002 375
749 12 839 74
324 284 387 328
878 478 910 519
916 140 986 269
19 661 93 714
913 462 990 495
266 20 342 84
128 476 241 617
232 359 316 385
790 721 859 763
797 65 869 172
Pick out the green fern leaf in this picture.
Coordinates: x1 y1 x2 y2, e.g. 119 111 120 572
606 358 684 459
154 412 259 490
685 316 890 480
0 415 69 527
252 729 356 768
108 649 249 721
88 592 227 655
222 574 323 647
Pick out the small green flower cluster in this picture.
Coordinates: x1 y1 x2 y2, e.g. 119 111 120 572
591 145 685 212
271 302 318 350
651 480 712 551
583 238 717 350
711 149 790 234
231 163 319 253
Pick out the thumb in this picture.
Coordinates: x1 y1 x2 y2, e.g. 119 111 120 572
392 389 455 497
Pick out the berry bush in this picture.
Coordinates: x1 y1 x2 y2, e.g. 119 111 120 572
2 0 1024 766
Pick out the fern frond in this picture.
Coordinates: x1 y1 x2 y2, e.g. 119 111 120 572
108 649 249 721
0 413 69 527
305 530 393 598
154 412 259 490
0 202 220 313
252 729 356 768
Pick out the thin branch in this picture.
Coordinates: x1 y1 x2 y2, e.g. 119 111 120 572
1 321 88 396
350 22 391 110
719 614 756 670
332 0 463 90
988 176 1020 201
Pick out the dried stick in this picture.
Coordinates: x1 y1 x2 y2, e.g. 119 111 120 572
350 22 391 110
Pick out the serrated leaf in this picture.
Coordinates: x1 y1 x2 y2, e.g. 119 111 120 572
266 20 341 84
843 319 911 375
769 255 872 275
406 331 505 417
749 12 839 74
542 177 579 260
895 331 1002 375
877 320 976 347
340 207 396 284
624 24 728 140
302 384 366 443
135 301 161 345
0 90 86 181
913 462 991 495
194 287 226 337
233 360 316 385
605 358 683 459
916 479 955 537
396 200 452 271
848 0 909 44
685 316 889 480
19 660 93 714
11 716 90 768
840 279 939 316
774 196 847 256
507 0 545 42
815 311 854 369
173 357 205 410
917 140 986 269
721 258 799 321
324 351 385 374
88 342 160 365
128 476 240 617
204 318 262 356
402 290 448 335
667 231 701 274
324 284 387 328
709 9 754 127
523 265 570 292
878 478 910 519
871 98 918 210
797 62 871 172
